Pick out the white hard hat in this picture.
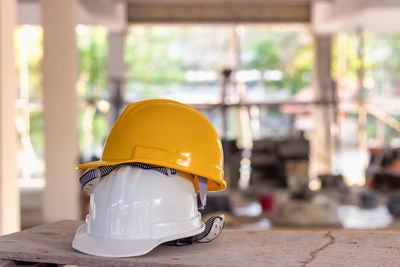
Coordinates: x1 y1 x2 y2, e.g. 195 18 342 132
72 165 205 257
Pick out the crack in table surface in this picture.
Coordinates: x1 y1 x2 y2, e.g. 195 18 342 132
299 231 336 267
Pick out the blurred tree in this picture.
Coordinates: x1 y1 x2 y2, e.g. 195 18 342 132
366 33 400 96
124 27 186 97
77 26 108 99
241 29 313 95
332 32 400 96
332 32 400 146
76 26 108 159
15 26 44 158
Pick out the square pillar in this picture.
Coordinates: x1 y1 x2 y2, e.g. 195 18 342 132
107 30 126 127
310 34 334 177
0 0 20 234
42 0 79 221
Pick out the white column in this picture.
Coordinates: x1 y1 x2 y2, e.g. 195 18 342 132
42 0 79 221
311 34 334 177
107 30 126 127
105 0 127 127
0 0 20 234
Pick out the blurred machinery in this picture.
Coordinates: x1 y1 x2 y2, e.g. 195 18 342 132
252 134 309 188
367 147 400 216
227 134 309 191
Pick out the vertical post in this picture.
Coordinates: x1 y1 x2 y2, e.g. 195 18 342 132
357 28 367 185
0 0 20 234
107 31 125 127
310 34 333 178
221 69 232 137
42 0 79 221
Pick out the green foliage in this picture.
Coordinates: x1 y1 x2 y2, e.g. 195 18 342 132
76 26 109 155
77 26 108 99
331 33 359 79
243 39 279 69
332 32 400 96
366 33 400 95
124 27 313 97
29 111 44 157
15 26 43 99
92 110 108 145
125 27 186 97
15 27 44 158
241 29 313 94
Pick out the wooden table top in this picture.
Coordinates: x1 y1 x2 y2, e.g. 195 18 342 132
0 220 400 266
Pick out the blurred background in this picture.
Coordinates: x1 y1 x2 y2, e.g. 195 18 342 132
2 0 400 233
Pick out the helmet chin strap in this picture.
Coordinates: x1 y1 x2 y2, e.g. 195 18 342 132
194 214 225 243
166 177 225 246
164 215 225 246
197 176 208 210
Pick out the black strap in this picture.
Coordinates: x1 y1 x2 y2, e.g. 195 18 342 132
164 215 225 246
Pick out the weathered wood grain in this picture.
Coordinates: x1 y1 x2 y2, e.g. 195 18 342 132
0 259 15 267
0 220 399 266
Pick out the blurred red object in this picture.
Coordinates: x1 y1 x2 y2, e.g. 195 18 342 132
259 194 275 212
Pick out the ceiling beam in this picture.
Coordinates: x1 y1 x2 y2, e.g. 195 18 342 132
127 1 311 23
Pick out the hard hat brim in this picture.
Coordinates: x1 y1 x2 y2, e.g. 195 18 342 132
72 223 205 257
77 160 111 170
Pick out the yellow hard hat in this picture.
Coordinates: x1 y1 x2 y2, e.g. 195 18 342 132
78 99 226 191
